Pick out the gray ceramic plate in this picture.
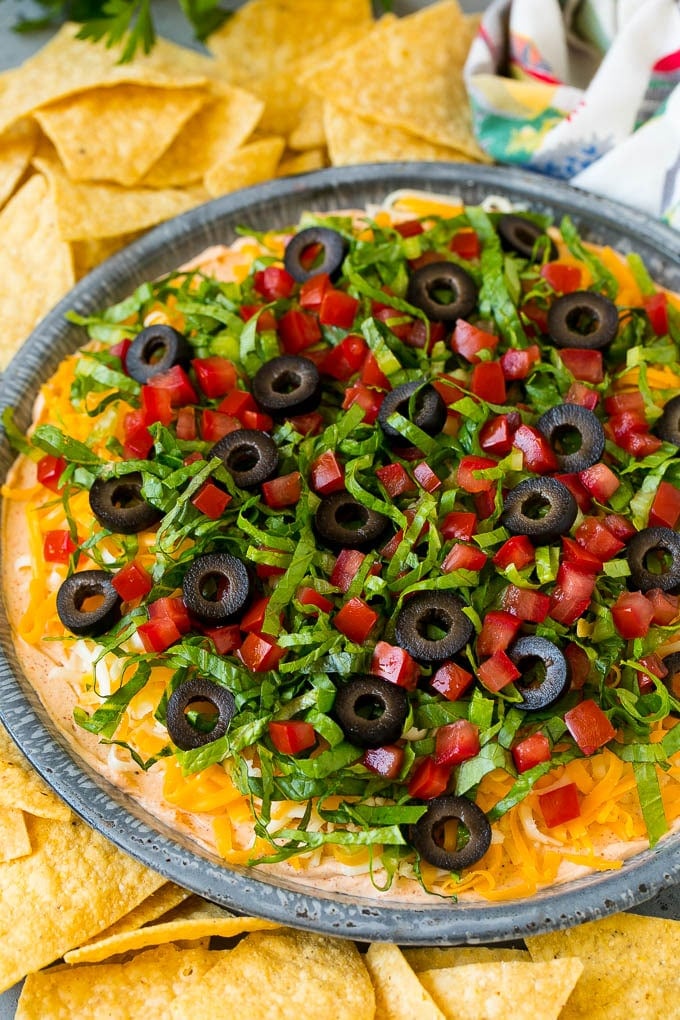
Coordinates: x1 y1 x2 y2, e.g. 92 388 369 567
1 163 680 945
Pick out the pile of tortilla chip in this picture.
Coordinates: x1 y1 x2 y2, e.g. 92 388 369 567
1 718 678 1019
0 0 487 371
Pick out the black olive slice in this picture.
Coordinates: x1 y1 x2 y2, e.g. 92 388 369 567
627 527 680 593
395 592 474 664
166 677 236 751
211 428 279 489
283 226 348 282
377 380 447 444
501 477 577 544
509 636 569 712
409 795 492 871
547 291 619 350
496 213 557 261
125 324 192 384
314 492 390 551
182 552 251 625
406 261 477 323
89 473 163 535
56 570 122 637
333 676 409 748
536 403 606 473
655 395 680 447
251 355 321 418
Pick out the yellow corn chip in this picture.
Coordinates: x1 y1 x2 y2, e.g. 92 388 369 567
16 943 218 1020
404 946 531 971
0 724 71 821
419 958 584 1020
168 928 375 1020
0 812 164 993
70 232 143 279
75 883 192 948
277 147 327 177
526 912 680 1020
365 943 445 1020
0 120 38 210
0 173 75 370
287 96 326 152
0 808 32 863
204 136 285 198
34 84 208 186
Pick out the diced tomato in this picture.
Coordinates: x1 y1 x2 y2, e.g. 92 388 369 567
413 461 441 493
394 218 425 238
564 698 617 754
431 374 465 406
554 472 592 513
374 305 413 341
604 391 645 417
360 351 391 390
512 424 559 473
277 308 322 354
441 542 487 573
262 471 302 509
299 272 330 310
405 318 446 353
238 632 286 672
110 337 131 368
540 261 582 293
123 409 154 459
603 513 636 543
575 517 625 561
636 653 668 694
218 390 256 419
318 288 359 329
286 410 324 435
645 587 679 626
501 584 551 623
451 319 499 363
611 590 655 639
240 409 274 432
539 783 581 827
565 382 599 411
430 660 474 701
320 333 368 380
376 462 414 498
370 640 420 690
492 535 535 571
408 757 452 799
330 548 367 593
309 450 345 495
477 610 522 658
607 408 649 442
202 623 241 655
618 430 663 458
474 487 498 520
549 564 597 625
192 356 238 398
268 719 316 755
253 265 295 301
36 454 67 493
456 454 497 493
148 364 197 406
561 536 603 573
512 732 551 773
43 529 77 564
470 360 507 404
643 291 669 335
559 348 604 383
238 596 271 635
175 406 197 441
239 305 277 331
477 649 521 692
191 481 232 520
255 548 286 578
341 383 384 424
137 616 182 653
362 744 405 779
434 719 480 766
440 510 477 541
649 480 680 529
479 413 520 456
564 642 590 689
449 229 480 260
297 586 334 613
141 384 173 425
148 596 192 634
112 560 153 601
578 462 620 502
500 344 540 381
200 409 241 442
333 596 378 643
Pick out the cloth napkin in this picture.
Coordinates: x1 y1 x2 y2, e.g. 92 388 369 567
464 0 680 229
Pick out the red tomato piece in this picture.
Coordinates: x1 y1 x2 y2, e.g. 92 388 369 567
559 348 604 383
239 305 278 331
561 536 603 573
37 454 67 493
370 640 420 690
110 337 131 368
492 535 535 570
471 360 507 404
341 383 384 424
330 548 366 593
565 382 599 410
456 454 497 493
434 719 480 766
191 481 232 520
564 699 617 754
413 461 441 493
218 390 257 419
175 406 197 441
192 356 238 398
299 272 330 310
636 653 668 694
253 265 295 301
521 299 549 336
649 480 680 529
564 642 591 689
611 590 655 639
451 319 499 363
477 610 522 658
539 783 581 827
405 318 446 353
578 462 620 502
604 391 645 417
333 597 378 644
43 529 77 564
441 542 487 573
540 261 582 293
238 632 286 672
512 424 559 473
112 560 153 601
309 450 345 495
501 585 551 623
240 409 274 432
477 649 521 693
512 732 552 773
262 471 302 509
201 623 241 655
268 720 317 755
376 462 414 498
643 291 669 335
138 617 182 653
277 308 322 354
449 229 480 260
574 517 625 561
141 384 173 425
238 596 271 634
374 305 413 341
286 411 324 436
440 511 477 541
148 365 197 406
645 587 680 626
479 413 519 456
362 744 405 779
321 334 369 381
408 757 452 799
360 352 391 389
318 288 359 329
553 472 593 513
618 430 663 458
428 661 472 702
297 586 334 613
602 513 636 542
607 408 649 442
148 596 192 634
500 344 541 381
200 409 241 442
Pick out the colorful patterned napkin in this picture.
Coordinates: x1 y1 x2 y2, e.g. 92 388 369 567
464 0 680 228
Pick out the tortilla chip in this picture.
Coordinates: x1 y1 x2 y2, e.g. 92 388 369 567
364 943 445 1020
419 958 584 1020
34 84 209 186
204 136 285 198
0 808 32 863
70 231 143 279
0 724 71 821
403 946 531 971
16 943 218 1020
277 147 327 177
0 173 75 370
0 812 164 993
287 96 326 152
142 82 264 189
75 883 192 949
305 3 486 160
0 120 38 210
168 928 375 1020
34 151 200 240
526 913 680 1019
